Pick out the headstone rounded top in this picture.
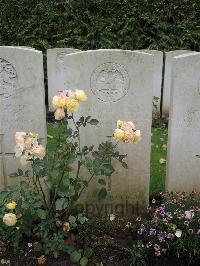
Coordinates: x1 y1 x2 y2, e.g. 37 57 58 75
90 62 129 102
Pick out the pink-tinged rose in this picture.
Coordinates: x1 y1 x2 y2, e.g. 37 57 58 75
54 108 65 120
15 132 26 150
59 89 74 99
24 137 33 149
32 145 46 160
122 121 135 132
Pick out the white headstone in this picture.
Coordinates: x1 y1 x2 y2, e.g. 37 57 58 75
162 50 196 118
0 47 46 189
47 48 80 110
166 52 200 192
138 50 163 119
63 49 154 215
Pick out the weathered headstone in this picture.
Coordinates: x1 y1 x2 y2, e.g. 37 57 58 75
0 47 46 189
137 50 163 119
63 49 154 215
47 48 80 110
162 50 196 118
166 52 200 192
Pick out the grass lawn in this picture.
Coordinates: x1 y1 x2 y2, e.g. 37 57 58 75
150 124 168 195
47 122 168 196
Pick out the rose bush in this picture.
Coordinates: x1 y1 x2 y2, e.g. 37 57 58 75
0 89 141 263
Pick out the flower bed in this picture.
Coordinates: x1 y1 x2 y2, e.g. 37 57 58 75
1 192 199 265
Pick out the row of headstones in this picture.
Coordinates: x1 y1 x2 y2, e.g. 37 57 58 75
0 46 199 212
47 48 197 119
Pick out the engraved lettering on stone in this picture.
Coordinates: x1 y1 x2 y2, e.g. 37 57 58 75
91 62 129 102
55 52 66 91
0 58 17 98
56 52 66 73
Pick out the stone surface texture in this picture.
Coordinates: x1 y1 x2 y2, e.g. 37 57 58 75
162 50 196 117
137 50 163 119
47 48 80 110
0 47 46 189
63 49 154 214
166 53 200 192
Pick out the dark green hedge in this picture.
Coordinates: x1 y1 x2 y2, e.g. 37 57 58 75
0 0 199 52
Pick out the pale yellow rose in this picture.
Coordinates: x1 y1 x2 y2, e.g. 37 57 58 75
66 98 79 113
63 222 70 232
52 96 66 109
3 213 17 226
32 145 46 160
75 90 87 102
122 131 133 142
133 130 142 144
6 201 17 210
117 120 123 128
54 108 65 120
114 128 125 141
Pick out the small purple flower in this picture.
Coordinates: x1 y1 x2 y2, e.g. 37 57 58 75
157 234 165 242
149 228 157 236
197 229 200 237
154 244 160 252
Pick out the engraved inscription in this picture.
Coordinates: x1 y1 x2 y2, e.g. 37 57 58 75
56 52 66 73
55 52 66 91
0 58 17 98
90 62 129 102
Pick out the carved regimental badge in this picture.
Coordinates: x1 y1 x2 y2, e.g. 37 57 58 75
91 62 129 102
0 58 17 98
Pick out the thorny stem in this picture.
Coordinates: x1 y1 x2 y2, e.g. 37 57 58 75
49 168 65 215
32 159 49 212
77 173 95 199
71 114 82 179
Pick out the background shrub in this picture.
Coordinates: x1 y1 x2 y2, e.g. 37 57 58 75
0 0 199 52
0 0 199 102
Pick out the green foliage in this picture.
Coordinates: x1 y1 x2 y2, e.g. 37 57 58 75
135 192 200 265
150 125 168 195
1 109 126 262
0 0 199 52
